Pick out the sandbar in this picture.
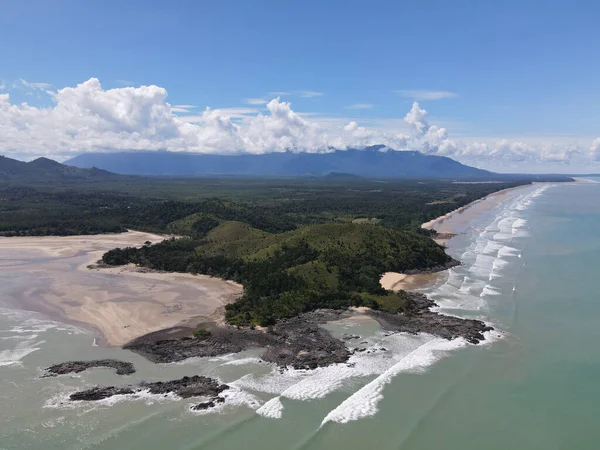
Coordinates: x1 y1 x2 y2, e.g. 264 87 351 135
0 231 242 346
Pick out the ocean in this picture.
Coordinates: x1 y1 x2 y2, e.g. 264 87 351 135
2 180 600 449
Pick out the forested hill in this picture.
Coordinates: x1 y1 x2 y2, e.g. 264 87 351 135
103 221 456 326
0 155 121 183
66 147 495 178
0 174 533 325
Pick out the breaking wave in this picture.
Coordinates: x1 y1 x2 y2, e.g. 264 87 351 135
321 337 467 424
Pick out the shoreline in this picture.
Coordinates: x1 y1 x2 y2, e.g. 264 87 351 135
420 183 536 233
380 182 548 292
3 184 539 355
0 231 243 347
122 293 491 370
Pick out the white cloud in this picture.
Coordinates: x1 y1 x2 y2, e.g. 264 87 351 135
178 107 259 122
20 78 53 90
404 102 430 136
0 80 408 159
591 138 600 161
347 104 374 110
0 82 6 91
0 78 597 171
245 98 268 105
395 90 458 101
267 91 323 99
170 104 196 113
298 91 324 98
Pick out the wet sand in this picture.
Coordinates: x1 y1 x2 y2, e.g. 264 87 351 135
379 272 441 291
381 183 547 292
0 231 242 346
421 184 543 234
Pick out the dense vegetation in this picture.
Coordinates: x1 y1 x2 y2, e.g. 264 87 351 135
103 222 453 325
0 174 540 326
0 177 528 236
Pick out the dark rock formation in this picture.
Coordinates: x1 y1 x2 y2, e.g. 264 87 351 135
124 310 350 370
69 375 228 403
45 359 135 376
191 396 226 411
70 386 135 401
370 292 492 344
123 296 491 369
141 375 228 399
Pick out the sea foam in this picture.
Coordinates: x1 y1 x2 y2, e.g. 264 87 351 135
0 339 45 367
256 397 284 419
321 337 467 424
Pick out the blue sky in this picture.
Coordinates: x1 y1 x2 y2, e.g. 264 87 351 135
1 0 599 171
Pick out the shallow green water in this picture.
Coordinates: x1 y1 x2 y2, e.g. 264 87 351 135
2 181 600 449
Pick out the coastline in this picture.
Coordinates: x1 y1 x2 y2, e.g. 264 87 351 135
421 183 537 234
380 183 545 292
0 231 243 346
2 184 539 351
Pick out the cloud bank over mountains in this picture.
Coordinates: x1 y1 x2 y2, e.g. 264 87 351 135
0 78 598 169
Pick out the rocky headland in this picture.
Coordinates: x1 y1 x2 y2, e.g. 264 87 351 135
368 293 492 344
124 310 351 370
123 292 491 368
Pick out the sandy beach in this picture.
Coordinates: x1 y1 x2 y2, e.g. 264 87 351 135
379 272 441 291
421 184 536 234
0 231 242 346
380 183 547 292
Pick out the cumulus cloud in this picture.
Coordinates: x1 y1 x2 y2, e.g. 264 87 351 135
395 90 458 100
0 78 596 168
399 102 597 167
404 102 429 135
0 79 400 158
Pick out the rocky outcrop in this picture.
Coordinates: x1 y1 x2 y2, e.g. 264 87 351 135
45 359 135 376
141 375 228 398
124 296 491 368
69 375 228 403
191 396 226 410
370 292 492 344
124 310 350 370
70 386 135 401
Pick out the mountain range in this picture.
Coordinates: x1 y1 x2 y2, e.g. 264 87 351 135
0 148 575 183
0 155 119 183
65 146 494 178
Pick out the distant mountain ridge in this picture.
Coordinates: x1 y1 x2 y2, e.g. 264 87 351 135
0 155 120 182
65 146 495 179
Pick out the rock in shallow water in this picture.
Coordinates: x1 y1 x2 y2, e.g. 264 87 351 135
69 375 229 404
123 297 491 369
45 359 135 376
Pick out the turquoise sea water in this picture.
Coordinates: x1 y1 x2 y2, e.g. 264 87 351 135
2 181 600 449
